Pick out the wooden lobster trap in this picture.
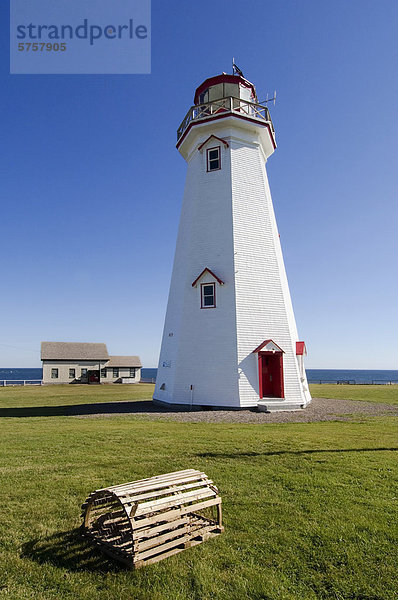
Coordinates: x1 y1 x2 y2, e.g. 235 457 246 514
81 469 223 568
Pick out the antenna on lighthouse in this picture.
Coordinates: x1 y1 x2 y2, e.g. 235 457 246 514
260 91 277 106
232 58 244 77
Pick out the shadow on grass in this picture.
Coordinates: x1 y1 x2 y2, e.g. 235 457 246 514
0 400 194 418
197 447 398 459
21 528 124 572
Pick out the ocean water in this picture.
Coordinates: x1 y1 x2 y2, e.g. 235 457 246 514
144 369 398 384
0 368 42 381
141 368 157 381
1 367 397 384
306 369 398 384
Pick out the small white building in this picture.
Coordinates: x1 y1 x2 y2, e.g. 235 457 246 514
154 72 311 411
41 342 142 384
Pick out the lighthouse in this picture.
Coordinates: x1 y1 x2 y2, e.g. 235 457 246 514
154 72 311 411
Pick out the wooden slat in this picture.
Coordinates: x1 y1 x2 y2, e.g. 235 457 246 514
133 497 221 529
123 479 213 508
115 477 208 498
135 523 223 563
135 533 190 561
185 524 220 544
114 473 209 500
103 470 201 493
136 523 189 552
132 516 189 541
83 531 131 553
105 469 197 490
181 497 221 515
134 545 185 568
133 507 184 530
134 488 216 516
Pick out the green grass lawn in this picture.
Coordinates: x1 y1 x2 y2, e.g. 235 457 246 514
310 384 398 405
0 382 155 408
0 386 397 599
1 382 396 411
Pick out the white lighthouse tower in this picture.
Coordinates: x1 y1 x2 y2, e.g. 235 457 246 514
154 72 311 411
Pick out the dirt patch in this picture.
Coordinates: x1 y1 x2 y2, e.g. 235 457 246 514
76 397 398 424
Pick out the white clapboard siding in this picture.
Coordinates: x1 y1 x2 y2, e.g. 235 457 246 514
154 74 311 410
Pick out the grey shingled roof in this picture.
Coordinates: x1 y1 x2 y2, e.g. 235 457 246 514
107 355 142 368
41 342 109 360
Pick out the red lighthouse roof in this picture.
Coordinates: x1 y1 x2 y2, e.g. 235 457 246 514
194 73 257 105
296 341 307 356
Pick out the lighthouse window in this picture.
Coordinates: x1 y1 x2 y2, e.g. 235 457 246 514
199 90 208 104
201 283 216 308
207 147 221 172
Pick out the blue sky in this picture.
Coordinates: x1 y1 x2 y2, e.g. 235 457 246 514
1 0 397 369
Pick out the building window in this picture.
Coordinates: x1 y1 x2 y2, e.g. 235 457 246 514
113 368 119 378
100 368 107 378
201 282 216 308
69 368 75 379
129 368 136 378
207 146 220 172
51 368 58 379
81 368 88 378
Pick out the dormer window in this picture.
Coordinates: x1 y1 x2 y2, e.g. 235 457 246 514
207 147 220 172
192 268 223 310
201 283 216 308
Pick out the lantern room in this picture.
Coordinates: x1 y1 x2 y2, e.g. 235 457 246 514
194 73 257 105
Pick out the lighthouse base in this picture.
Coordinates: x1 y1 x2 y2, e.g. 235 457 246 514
257 399 305 412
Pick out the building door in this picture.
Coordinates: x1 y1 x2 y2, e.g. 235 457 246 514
88 370 100 384
259 353 284 398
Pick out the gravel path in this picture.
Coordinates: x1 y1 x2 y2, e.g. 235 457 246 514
76 397 398 423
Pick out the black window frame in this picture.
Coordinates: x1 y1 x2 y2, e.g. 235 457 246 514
113 368 119 378
100 368 107 378
201 282 216 308
51 368 59 379
206 146 221 172
69 368 75 379
81 368 88 378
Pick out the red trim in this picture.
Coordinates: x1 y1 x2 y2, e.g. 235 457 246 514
296 341 307 356
192 267 224 287
198 135 229 151
176 112 276 151
279 354 285 398
258 354 263 399
194 74 256 104
200 282 216 309
206 146 221 172
253 339 284 354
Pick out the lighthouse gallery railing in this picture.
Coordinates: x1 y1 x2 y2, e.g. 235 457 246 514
177 96 275 142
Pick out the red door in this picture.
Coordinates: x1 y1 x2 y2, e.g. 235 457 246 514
259 353 284 398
